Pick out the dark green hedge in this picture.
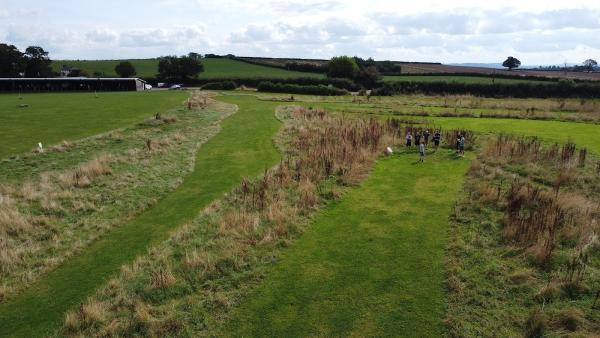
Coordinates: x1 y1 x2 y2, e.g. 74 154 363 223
391 72 596 83
201 81 237 90
143 76 360 91
372 81 600 98
257 81 348 96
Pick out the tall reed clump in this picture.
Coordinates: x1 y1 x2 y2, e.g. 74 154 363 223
482 135 586 170
447 134 600 337
60 107 414 337
503 180 596 266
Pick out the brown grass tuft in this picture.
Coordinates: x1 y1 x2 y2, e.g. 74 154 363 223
524 309 547 338
218 210 260 236
50 140 72 152
297 178 317 210
183 250 216 274
59 154 113 188
555 307 585 332
150 267 177 289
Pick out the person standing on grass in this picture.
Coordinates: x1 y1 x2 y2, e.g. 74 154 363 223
406 131 413 147
415 130 421 146
459 134 466 156
456 134 461 153
424 129 431 145
419 140 426 162
433 129 441 149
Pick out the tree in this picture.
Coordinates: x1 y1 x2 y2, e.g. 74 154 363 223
23 46 52 77
353 56 376 69
354 65 382 88
583 59 598 72
157 55 204 81
187 52 202 60
502 56 521 71
0 43 25 77
115 61 137 78
327 56 359 79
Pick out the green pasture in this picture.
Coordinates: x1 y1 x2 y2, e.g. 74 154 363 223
51 58 324 79
0 95 282 337
0 91 188 159
2 91 600 336
223 150 472 336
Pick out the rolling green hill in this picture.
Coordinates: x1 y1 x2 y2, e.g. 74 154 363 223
51 58 324 79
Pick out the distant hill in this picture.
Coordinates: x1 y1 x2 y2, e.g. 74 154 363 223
51 58 324 79
50 57 600 82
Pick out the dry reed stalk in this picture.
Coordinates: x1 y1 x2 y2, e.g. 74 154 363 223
150 267 177 289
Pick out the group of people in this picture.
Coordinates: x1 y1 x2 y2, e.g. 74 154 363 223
405 129 465 162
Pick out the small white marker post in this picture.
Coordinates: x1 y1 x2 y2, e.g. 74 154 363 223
37 142 44 153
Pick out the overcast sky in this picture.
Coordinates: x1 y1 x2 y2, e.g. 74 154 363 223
1 0 600 64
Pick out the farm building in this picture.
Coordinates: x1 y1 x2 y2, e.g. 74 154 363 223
0 77 148 92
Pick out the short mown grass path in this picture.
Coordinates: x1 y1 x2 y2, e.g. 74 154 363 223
0 95 282 337
223 150 471 337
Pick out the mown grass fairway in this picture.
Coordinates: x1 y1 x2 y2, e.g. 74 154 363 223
0 91 188 159
223 150 471 336
0 95 282 337
52 58 324 78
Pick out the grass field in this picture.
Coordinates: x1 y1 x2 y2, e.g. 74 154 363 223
383 75 549 84
223 150 471 336
264 95 600 153
0 91 188 159
0 95 283 337
51 58 324 79
2 91 599 336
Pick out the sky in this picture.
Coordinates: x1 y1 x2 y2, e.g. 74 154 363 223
1 0 600 65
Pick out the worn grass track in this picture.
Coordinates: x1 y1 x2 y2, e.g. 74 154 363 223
222 150 471 337
0 95 282 337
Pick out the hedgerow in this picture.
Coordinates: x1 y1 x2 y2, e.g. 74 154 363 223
257 82 348 96
372 80 600 98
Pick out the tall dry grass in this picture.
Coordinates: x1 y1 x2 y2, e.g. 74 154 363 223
62 106 447 336
482 135 586 169
502 181 593 265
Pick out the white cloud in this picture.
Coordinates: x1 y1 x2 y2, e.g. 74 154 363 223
119 25 207 48
268 0 341 13
2 1 600 63
86 29 119 43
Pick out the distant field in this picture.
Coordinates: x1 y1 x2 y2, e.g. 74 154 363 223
383 75 548 84
0 91 188 159
51 58 324 79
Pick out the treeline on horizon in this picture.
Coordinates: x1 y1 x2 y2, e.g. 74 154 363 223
3 43 600 98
